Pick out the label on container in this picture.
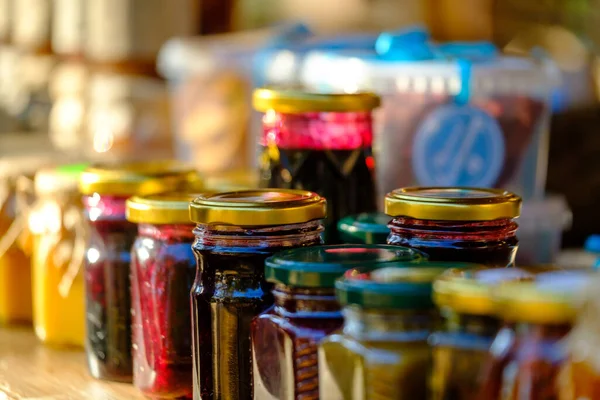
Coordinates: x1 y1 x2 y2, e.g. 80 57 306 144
412 104 505 187
12 0 52 50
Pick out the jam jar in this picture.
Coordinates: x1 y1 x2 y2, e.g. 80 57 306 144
430 267 536 400
79 161 200 382
385 187 521 266
126 193 199 398
29 164 88 346
189 189 326 400
337 213 391 245
253 88 380 243
319 264 449 400
478 271 589 399
252 244 426 399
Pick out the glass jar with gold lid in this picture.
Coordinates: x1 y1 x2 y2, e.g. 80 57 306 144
385 187 522 266
189 189 326 400
79 161 200 382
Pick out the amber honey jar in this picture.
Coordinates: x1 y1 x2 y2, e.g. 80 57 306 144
385 187 521 266
189 189 326 400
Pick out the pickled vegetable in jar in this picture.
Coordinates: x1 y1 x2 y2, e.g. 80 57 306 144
319 264 449 400
386 187 521 266
252 244 425 400
253 89 380 243
126 193 199 399
189 189 326 400
30 164 88 346
337 213 391 245
478 270 589 399
430 266 535 400
79 161 200 382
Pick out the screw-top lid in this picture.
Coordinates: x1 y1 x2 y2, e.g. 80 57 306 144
385 187 521 221
265 244 425 288
253 88 381 113
585 235 600 253
337 213 390 244
335 261 473 310
79 161 201 196
35 163 89 194
189 189 326 226
126 192 201 225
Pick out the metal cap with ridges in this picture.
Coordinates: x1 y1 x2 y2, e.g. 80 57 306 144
253 88 381 113
126 192 203 225
337 213 391 245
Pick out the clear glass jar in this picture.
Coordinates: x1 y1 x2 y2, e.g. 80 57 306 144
80 161 199 382
189 189 326 400
252 244 425 399
319 265 449 400
253 89 380 243
386 187 521 266
127 193 198 398
30 164 88 346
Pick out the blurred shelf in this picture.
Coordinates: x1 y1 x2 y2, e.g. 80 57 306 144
0 326 143 400
0 132 54 157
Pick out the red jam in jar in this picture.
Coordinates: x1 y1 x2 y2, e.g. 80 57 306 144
253 89 381 243
127 193 199 399
252 244 425 399
189 189 327 400
80 161 199 382
385 187 522 266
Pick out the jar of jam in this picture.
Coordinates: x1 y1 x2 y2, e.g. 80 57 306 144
385 187 521 266
79 161 199 382
478 270 589 399
189 189 326 400
253 89 380 243
252 244 426 399
319 264 448 400
126 193 199 398
29 164 88 346
337 212 391 245
430 267 535 400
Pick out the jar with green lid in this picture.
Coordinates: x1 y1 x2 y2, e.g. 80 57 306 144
252 244 425 400
318 263 452 400
385 187 522 266
337 212 391 245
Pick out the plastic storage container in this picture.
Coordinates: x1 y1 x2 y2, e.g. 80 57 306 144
301 27 557 201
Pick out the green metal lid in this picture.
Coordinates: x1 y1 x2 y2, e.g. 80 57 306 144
337 213 390 244
336 262 478 310
265 244 426 288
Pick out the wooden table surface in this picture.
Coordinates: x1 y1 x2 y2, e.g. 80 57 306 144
0 326 144 400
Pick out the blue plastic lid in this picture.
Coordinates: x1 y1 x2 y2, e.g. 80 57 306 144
585 235 600 253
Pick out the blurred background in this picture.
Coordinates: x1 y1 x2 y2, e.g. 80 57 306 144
1 0 600 259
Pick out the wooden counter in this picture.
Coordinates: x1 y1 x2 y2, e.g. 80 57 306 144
0 326 143 399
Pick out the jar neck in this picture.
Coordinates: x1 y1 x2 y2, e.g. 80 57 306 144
273 284 341 318
138 223 195 241
83 194 128 221
343 305 434 341
440 308 501 337
513 321 572 340
389 217 517 242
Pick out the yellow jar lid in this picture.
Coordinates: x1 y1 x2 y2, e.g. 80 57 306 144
79 161 201 196
126 192 202 225
189 189 326 226
384 187 522 221
252 88 381 113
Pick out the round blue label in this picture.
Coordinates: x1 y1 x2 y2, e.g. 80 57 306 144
412 104 505 187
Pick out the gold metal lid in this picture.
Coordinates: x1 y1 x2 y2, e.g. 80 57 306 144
252 88 381 113
385 187 522 221
79 161 201 196
126 192 202 225
189 189 326 226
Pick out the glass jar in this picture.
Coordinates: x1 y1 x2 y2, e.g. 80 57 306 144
478 271 588 399
430 267 536 400
253 89 380 243
126 193 198 398
252 244 425 399
319 264 449 400
29 164 88 346
337 213 391 245
386 187 521 266
79 161 200 382
189 189 326 400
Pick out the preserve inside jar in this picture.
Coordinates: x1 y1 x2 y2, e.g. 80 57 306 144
385 187 522 266
252 244 426 399
319 264 451 400
80 161 199 382
127 193 199 399
253 89 380 243
189 189 326 400
337 212 391 245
